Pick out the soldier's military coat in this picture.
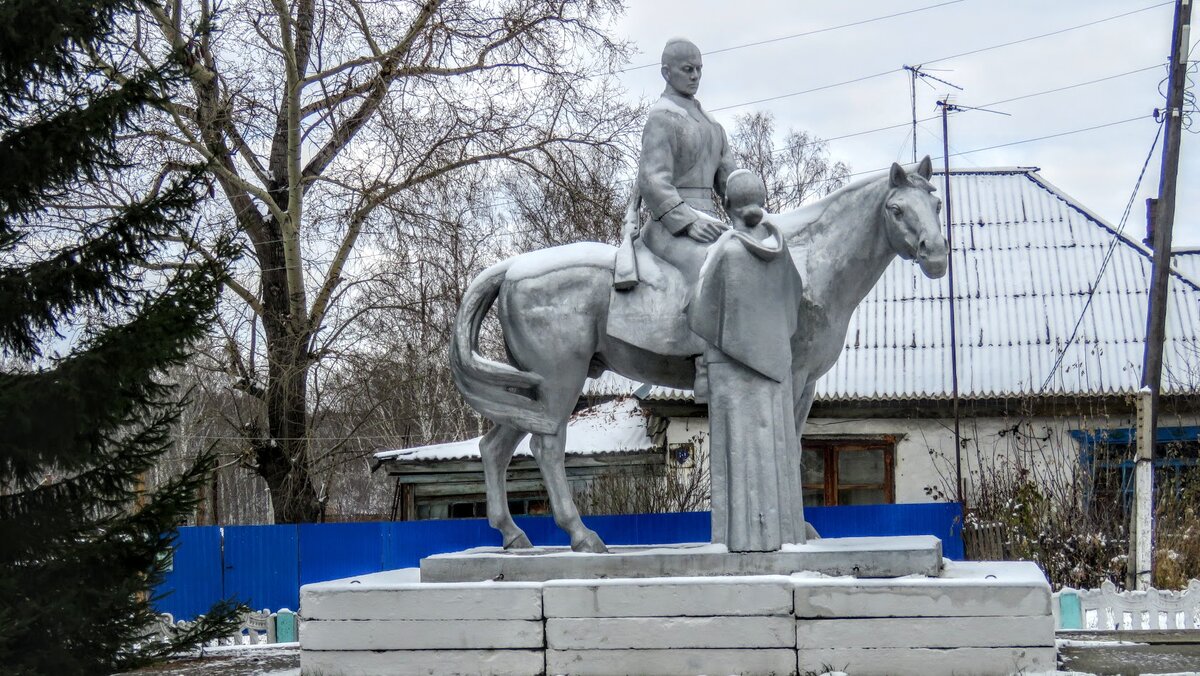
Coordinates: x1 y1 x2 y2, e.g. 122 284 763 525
637 92 737 282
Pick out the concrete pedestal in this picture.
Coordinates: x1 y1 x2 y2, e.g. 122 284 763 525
300 553 1055 676
420 536 942 582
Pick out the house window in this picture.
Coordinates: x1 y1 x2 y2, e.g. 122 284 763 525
1082 429 1200 511
801 437 895 507
414 492 551 520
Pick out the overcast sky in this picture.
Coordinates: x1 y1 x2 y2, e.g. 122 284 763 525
611 0 1200 248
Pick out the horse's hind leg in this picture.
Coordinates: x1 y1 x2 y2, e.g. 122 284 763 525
480 424 532 549
530 428 606 553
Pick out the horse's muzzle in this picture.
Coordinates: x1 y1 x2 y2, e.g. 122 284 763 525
917 236 949 278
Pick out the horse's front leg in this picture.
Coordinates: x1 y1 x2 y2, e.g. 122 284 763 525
530 429 607 553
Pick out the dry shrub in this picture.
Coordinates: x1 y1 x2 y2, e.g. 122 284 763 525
965 465 1127 590
573 439 710 516
1152 464 1200 589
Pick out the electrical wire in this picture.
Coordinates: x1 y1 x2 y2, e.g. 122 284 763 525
619 0 972 73
1036 120 1165 394
709 2 1172 113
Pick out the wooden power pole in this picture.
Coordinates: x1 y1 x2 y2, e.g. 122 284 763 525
938 98 963 504
1132 0 1193 591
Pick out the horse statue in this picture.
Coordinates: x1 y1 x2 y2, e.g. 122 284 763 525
450 157 948 553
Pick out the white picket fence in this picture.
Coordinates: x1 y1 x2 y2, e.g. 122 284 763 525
1054 579 1200 630
150 608 299 645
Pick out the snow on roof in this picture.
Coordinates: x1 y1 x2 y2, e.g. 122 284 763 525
1174 250 1200 288
584 168 1200 402
374 397 656 463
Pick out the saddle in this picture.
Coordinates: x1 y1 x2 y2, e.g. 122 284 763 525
606 236 706 358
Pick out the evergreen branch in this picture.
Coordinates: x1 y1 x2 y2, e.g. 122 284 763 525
0 171 207 357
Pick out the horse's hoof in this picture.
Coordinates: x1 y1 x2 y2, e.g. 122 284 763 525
805 521 822 540
504 532 533 549
571 530 608 554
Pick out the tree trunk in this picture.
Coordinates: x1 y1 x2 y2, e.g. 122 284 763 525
255 236 322 523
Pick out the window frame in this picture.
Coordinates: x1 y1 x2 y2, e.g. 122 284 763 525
801 436 897 506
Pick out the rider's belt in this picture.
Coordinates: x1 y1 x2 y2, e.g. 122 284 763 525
675 187 713 198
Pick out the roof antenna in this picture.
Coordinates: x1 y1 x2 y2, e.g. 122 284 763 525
903 65 962 164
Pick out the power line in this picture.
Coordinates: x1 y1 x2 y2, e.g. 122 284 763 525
923 2 1172 67
619 0 971 73
1037 120 1164 393
709 2 1172 113
769 63 1163 157
796 112 1155 191
947 115 1146 157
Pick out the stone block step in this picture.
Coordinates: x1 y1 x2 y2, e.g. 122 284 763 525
797 646 1057 675
543 576 793 617
547 648 797 676
796 615 1055 649
301 618 542 651
301 649 542 676
547 615 795 650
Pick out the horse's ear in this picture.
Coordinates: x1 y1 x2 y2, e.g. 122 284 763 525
916 155 933 180
889 162 910 188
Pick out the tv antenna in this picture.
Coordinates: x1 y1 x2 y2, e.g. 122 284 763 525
903 65 962 163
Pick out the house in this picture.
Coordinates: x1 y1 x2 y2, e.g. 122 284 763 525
375 167 1200 517
373 397 661 520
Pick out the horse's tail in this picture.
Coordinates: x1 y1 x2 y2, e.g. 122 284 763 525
449 261 559 435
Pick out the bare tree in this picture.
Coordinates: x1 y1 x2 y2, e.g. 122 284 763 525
99 0 640 521
730 111 850 213
503 143 632 250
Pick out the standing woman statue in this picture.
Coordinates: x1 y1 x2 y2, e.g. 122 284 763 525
690 170 809 551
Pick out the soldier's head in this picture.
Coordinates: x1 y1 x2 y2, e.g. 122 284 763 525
725 169 767 230
660 38 702 98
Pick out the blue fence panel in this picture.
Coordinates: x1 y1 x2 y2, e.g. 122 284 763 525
157 503 963 619
223 525 300 612
382 518 499 570
807 502 964 559
587 511 712 545
154 526 222 620
299 522 388 586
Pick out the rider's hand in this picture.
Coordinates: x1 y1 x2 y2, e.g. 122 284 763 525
686 217 727 243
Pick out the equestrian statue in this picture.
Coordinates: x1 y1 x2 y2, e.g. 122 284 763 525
449 39 949 553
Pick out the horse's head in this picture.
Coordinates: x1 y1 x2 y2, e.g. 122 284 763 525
882 156 948 278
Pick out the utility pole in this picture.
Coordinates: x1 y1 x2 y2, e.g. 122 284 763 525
1133 0 1192 592
937 97 963 504
937 97 1009 505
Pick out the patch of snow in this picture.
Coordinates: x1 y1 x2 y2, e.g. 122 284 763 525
1056 638 1148 648
200 642 300 654
505 242 614 281
781 535 934 552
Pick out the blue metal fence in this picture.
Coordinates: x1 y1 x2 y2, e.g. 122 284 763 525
155 502 962 620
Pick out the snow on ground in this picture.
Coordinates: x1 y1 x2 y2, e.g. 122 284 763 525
1056 637 1149 648
118 644 298 676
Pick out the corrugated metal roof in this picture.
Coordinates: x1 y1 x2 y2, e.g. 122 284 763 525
1175 250 1200 287
584 168 1200 402
375 397 655 462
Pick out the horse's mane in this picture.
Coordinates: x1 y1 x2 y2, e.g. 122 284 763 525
774 163 935 240
772 169 885 237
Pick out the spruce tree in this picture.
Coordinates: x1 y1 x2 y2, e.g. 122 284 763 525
0 1 243 672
